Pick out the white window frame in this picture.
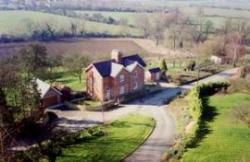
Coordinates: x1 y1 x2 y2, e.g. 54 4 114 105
119 86 125 95
120 74 125 83
134 81 138 90
156 72 160 80
134 71 138 78
106 88 111 99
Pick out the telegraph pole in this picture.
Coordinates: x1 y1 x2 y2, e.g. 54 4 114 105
101 102 105 123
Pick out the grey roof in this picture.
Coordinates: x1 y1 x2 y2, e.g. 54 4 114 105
92 54 146 77
93 60 113 77
121 54 147 67
148 67 161 73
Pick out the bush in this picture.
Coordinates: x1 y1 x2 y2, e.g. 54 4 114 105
185 60 196 71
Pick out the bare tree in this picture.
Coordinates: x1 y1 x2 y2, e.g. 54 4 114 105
136 13 151 38
150 13 167 46
226 32 246 67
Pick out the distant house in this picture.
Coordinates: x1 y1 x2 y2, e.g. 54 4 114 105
36 79 63 108
210 55 223 64
146 67 161 82
85 50 146 101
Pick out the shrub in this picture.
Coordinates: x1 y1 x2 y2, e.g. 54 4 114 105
186 60 196 71
160 59 168 72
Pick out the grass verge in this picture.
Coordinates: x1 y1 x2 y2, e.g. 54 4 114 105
57 114 155 162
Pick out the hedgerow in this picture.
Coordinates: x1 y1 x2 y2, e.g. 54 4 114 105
164 82 229 161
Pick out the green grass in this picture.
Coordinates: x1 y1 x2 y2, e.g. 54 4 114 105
46 67 85 91
57 114 155 162
181 93 250 162
0 10 142 37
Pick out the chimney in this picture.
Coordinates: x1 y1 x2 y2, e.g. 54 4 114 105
111 49 122 63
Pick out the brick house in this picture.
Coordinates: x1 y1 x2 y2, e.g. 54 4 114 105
36 79 63 108
85 50 146 101
146 67 161 82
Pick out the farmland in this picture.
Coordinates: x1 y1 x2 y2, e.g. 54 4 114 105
77 6 250 29
0 38 149 59
0 10 142 37
2 6 250 39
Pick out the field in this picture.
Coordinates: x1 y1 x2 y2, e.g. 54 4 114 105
181 93 250 162
57 114 155 162
0 38 149 59
77 6 250 29
0 10 142 37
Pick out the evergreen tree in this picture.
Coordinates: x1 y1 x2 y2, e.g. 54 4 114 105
160 59 168 72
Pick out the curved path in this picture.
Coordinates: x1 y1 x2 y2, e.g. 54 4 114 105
49 68 239 162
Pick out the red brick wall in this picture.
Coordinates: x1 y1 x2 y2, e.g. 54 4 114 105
112 69 130 100
42 89 61 108
86 65 145 102
130 65 144 91
86 67 105 101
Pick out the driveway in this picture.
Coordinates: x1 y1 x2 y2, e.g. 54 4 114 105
49 68 239 161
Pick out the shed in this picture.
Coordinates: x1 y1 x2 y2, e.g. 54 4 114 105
36 79 63 108
146 67 161 82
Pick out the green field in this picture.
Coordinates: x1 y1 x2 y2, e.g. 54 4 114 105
181 93 250 162
0 10 142 36
77 6 250 29
1 8 249 37
57 114 155 162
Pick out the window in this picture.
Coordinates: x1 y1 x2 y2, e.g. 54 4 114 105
134 71 138 78
120 86 125 95
156 73 160 80
134 81 138 90
106 89 111 99
120 74 125 83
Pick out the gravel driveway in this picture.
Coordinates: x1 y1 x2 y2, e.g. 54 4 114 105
48 68 239 162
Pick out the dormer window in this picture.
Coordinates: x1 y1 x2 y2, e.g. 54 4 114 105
120 74 125 83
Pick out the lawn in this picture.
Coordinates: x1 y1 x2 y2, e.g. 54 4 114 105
57 114 155 162
181 93 250 162
0 10 142 37
46 67 85 91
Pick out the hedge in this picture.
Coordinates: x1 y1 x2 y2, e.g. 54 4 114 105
186 82 229 147
164 82 229 161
